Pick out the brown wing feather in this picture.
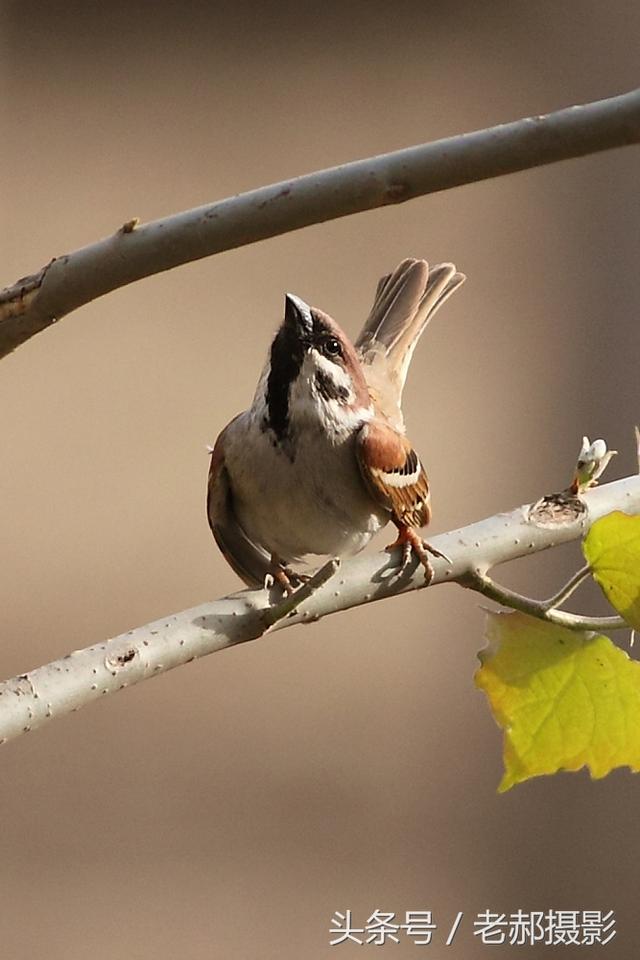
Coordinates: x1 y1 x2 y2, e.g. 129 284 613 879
356 420 431 529
207 420 271 586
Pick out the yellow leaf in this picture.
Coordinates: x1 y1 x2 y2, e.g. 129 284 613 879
583 511 640 629
475 611 640 791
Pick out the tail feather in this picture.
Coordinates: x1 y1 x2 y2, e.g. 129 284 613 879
356 258 465 430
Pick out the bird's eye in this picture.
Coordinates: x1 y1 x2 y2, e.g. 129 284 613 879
322 337 342 358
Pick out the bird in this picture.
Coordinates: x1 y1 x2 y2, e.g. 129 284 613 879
207 258 465 593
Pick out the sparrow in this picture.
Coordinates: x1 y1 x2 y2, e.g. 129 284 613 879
207 258 465 593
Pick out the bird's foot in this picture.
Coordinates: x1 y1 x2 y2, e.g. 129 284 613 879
386 526 451 584
264 556 311 595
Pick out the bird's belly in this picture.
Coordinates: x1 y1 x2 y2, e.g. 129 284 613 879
227 427 387 561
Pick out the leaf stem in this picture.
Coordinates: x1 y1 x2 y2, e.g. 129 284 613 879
540 564 591 611
461 571 628 632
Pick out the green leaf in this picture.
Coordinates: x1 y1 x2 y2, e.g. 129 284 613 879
475 611 640 791
583 511 640 629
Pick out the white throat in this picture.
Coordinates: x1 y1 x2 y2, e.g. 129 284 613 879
287 350 372 441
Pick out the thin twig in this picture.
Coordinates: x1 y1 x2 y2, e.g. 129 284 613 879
540 564 591 611
462 571 627 632
261 558 340 628
1 88 639 358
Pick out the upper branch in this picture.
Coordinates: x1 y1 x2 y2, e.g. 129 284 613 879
2 88 639 358
1 475 639 746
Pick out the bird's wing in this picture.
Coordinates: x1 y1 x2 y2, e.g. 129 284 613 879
356 259 465 430
207 420 271 587
356 419 431 530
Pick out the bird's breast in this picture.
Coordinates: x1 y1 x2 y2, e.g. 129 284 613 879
223 412 387 561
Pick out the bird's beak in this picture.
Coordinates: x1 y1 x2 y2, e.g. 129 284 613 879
284 293 314 339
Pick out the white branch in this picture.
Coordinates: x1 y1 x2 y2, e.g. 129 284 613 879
1 475 638 746
1 87 639 358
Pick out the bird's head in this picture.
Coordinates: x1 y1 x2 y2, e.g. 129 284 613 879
263 293 372 443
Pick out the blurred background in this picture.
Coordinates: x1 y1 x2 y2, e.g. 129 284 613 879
1 1 639 956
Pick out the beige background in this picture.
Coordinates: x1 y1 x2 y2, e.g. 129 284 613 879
1 1 639 957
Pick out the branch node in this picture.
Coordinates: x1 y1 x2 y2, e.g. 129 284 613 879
119 218 140 234
527 491 587 528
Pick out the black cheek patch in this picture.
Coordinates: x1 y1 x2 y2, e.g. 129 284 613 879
315 370 350 403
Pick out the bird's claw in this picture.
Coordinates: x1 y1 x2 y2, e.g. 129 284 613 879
267 556 311 595
386 527 451 584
